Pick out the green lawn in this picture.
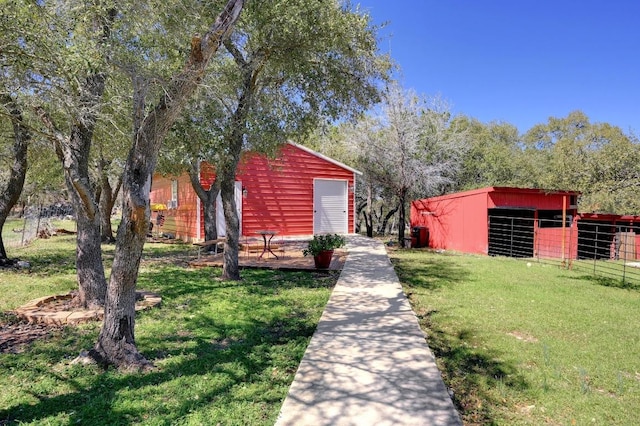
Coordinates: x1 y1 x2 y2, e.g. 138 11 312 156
0 235 336 425
390 249 640 425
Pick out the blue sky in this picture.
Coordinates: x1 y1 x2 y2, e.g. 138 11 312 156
356 1 640 135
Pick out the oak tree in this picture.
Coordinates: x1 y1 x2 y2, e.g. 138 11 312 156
0 95 30 265
192 0 390 279
90 0 245 370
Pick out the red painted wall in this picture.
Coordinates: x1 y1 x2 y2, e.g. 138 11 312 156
488 187 577 210
535 225 578 259
152 143 358 241
411 190 489 254
149 174 198 241
411 187 581 256
235 144 355 236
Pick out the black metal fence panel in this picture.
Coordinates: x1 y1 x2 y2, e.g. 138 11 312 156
488 215 640 287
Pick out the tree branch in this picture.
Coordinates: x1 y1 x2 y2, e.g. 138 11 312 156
35 105 98 219
135 0 245 171
223 38 248 68
188 161 208 201
34 106 66 162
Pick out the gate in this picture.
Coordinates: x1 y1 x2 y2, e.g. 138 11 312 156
488 209 535 258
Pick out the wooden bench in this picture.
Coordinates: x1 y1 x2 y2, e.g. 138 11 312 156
193 238 227 259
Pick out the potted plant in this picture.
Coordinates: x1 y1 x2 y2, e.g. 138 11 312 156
302 234 346 269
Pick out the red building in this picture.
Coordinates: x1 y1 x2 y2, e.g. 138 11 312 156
574 213 640 261
411 187 579 258
150 142 360 242
411 187 640 260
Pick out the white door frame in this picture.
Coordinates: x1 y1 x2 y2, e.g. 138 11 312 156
313 178 348 234
215 181 242 238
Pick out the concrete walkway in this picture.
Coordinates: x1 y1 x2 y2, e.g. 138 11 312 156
276 236 462 426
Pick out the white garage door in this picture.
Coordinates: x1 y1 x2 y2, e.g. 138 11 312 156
314 179 348 234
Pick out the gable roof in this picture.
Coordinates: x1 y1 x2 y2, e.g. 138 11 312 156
287 141 362 175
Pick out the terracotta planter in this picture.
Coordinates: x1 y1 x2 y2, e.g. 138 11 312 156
313 249 334 269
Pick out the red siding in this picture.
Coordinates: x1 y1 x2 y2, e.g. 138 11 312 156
488 188 577 210
149 174 198 241
411 191 489 254
411 187 581 256
535 226 578 259
165 142 358 240
237 144 355 236
150 177 172 209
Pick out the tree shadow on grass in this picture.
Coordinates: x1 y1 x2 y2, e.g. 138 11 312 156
16 251 77 276
0 266 330 425
390 253 471 292
0 305 319 424
565 273 640 291
420 312 529 425
137 265 336 305
390 252 529 424
585 274 639 290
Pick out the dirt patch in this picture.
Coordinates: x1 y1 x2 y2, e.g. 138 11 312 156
1 291 161 354
0 313 64 354
507 331 539 343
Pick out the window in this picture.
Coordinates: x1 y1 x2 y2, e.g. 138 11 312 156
169 179 178 209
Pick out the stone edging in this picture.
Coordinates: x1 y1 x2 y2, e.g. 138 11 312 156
13 291 162 325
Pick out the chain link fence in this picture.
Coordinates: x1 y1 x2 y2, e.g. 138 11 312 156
4 203 76 249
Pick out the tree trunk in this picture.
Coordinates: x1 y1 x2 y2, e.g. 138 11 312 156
355 200 366 234
90 167 151 370
398 191 407 247
202 190 220 243
380 204 398 237
188 163 219 245
69 8 119 307
92 0 244 370
35 8 118 307
74 204 107 307
221 174 241 280
219 118 246 281
375 204 384 234
62 76 109 309
98 165 122 243
203 188 219 242
0 95 30 263
218 37 259 280
366 182 373 238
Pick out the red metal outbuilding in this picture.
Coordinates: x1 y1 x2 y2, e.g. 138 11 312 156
411 187 640 260
410 187 580 257
150 142 360 242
